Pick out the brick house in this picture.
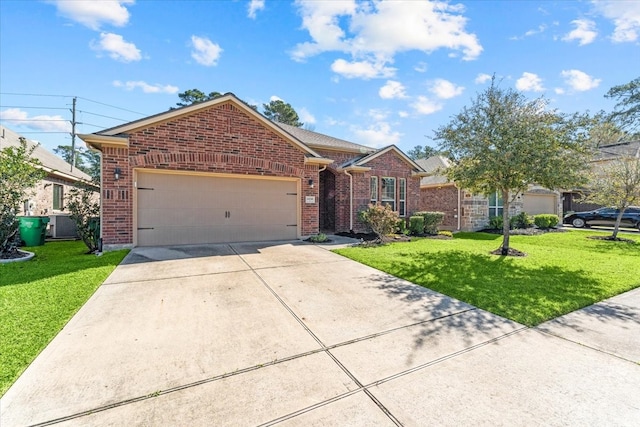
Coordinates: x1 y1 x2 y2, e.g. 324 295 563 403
1 125 96 238
79 94 426 250
417 156 561 231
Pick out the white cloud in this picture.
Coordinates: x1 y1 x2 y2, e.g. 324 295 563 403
299 107 316 124
247 0 265 19
368 109 389 121
511 24 547 40
398 111 409 118
112 80 178 94
414 62 428 73
592 0 640 42
0 108 71 133
561 69 601 91
330 58 395 79
515 72 545 92
190 35 223 66
51 0 133 30
562 19 598 45
554 87 565 95
379 80 407 99
410 96 443 115
292 0 482 79
429 78 464 99
475 73 492 84
269 95 283 102
352 122 402 148
91 32 141 62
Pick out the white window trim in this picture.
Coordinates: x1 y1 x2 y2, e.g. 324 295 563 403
489 191 503 217
370 176 378 204
381 177 396 211
399 178 406 217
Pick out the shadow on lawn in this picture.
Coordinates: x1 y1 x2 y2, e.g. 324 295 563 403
364 249 628 358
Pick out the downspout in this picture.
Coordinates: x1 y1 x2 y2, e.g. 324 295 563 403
457 185 461 231
344 170 353 231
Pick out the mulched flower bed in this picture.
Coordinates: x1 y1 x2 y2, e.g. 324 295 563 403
587 235 637 244
490 247 527 257
480 227 566 236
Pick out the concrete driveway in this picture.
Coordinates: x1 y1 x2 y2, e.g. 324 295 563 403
2 239 639 426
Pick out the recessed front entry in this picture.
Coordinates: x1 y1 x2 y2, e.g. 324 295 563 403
136 171 298 246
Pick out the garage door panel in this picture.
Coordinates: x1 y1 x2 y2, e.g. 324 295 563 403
136 172 298 246
523 194 556 215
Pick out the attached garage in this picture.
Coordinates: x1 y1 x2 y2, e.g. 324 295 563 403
523 193 557 215
136 171 299 246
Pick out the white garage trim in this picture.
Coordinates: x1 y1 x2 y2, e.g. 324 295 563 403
133 169 300 246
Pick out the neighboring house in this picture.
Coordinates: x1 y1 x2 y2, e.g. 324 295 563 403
416 156 561 232
0 125 96 238
79 93 426 250
562 140 640 213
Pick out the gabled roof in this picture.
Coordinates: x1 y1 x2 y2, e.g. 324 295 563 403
415 156 452 186
349 145 426 173
595 141 640 161
0 125 93 183
276 122 375 154
80 93 329 162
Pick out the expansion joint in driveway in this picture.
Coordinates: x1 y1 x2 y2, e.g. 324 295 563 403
232 246 405 426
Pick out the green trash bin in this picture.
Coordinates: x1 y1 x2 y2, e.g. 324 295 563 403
18 216 49 246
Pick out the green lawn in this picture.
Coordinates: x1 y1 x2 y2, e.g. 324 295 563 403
0 241 128 396
334 230 640 327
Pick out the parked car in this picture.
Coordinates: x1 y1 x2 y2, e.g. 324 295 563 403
563 206 640 230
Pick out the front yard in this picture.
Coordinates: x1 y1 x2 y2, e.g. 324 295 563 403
0 242 128 396
335 230 640 327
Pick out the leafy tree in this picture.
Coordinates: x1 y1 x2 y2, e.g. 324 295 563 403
605 77 640 132
589 114 626 146
434 78 594 255
0 138 46 258
81 149 101 183
174 89 258 111
584 156 640 239
176 89 223 107
66 184 101 253
263 100 303 127
53 145 82 168
407 145 440 160
54 145 101 182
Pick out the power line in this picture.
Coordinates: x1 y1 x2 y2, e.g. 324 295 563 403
77 110 127 121
76 96 146 115
0 92 73 98
0 92 147 115
0 105 69 110
0 118 68 122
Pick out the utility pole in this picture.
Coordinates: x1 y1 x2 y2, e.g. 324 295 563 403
70 96 77 172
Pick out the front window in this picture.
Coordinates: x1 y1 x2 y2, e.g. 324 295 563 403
370 176 378 204
399 178 406 217
489 191 503 217
53 184 64 211
381 177 396 211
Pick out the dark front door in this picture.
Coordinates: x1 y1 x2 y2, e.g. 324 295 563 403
319 169 336 232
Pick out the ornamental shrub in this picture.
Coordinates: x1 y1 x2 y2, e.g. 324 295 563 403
358 204 399 242
534 214 559 229
489 216 503 230
510 212 534 229
437 230 453 238
413 211 445 235
409 216 425 235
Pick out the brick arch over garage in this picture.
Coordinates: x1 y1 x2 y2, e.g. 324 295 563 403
130 152 305 178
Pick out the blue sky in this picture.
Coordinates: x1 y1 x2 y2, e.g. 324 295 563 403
1 0 639 154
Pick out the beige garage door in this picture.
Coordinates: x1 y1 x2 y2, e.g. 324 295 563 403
136 172 298 246
523 193 557 215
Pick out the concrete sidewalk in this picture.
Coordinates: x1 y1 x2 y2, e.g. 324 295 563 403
2 240 639 426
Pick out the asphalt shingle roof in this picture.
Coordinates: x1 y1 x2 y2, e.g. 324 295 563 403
1 125 92 182
275 122 376 154
415 156 452 186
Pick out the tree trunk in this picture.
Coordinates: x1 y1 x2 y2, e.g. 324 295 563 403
501 189 510 255
612 209 625 239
